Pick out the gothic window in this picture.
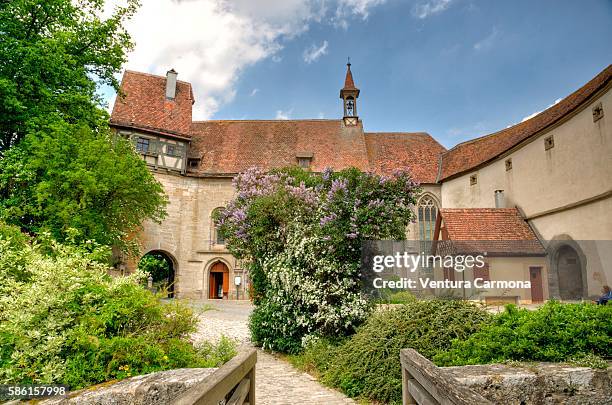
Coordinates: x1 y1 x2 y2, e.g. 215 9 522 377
418 196 438 241
212 208 225 245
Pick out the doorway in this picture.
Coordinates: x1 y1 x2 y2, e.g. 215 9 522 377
209 261 229 299
529 266 544 303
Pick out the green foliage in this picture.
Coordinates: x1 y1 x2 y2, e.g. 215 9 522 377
0 227 236 388
0 0 165 254
287 338 341 378
138 252 172 283
568 353 608 370
0 0 139 150
297 300 491 404
0 123 167 252
434 301 612 366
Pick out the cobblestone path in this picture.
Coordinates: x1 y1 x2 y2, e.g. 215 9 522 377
191 300 356 405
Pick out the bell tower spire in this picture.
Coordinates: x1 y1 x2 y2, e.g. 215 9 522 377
340 58 360 126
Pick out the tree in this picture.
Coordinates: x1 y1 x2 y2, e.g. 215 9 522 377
0 121 167 252
0 0 139 151
218 167 420 352
0 0 168 253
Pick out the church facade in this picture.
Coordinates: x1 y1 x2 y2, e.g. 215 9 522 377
110 64 612 303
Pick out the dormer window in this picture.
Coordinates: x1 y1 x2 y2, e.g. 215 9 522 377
298 157 312 169
296 152 313 169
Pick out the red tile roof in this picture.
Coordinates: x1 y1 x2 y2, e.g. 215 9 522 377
439 64 612 181
110 70 194 138
435 208 544 255
364 132 446 183
109 70 443 182
189 119 371 174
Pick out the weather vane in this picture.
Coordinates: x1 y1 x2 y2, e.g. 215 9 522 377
347 56 351 66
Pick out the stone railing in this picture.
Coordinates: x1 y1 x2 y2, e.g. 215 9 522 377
172 347 257 405
400 348 492 405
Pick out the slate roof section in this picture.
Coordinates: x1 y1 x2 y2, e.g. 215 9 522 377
364 132 446 183
439 64 612 181
110 70 194 138
434 208 545 255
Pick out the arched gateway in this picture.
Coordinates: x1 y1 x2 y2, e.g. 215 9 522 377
138 250 176 298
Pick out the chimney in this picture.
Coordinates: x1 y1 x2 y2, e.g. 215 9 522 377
166 69 178 99
494 190 505 208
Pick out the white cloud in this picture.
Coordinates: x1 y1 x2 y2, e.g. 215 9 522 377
303 40 329 63
473 27 499 51
334 0 386 28
412 0 453 19
250 88 259 96
275 109 293 119
107 0 386 119
520 98 563 122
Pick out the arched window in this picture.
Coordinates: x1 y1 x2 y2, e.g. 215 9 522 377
418 196 438 241
212 208 225 245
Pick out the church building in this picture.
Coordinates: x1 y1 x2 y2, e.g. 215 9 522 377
110 63 612 304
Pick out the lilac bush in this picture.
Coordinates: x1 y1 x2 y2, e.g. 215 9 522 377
217 166 420 353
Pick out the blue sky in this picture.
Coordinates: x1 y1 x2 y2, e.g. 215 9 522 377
108 0 612 149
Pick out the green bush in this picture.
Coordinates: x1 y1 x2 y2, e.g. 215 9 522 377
434 301 612 366
0 227 236 388
300 300 491 404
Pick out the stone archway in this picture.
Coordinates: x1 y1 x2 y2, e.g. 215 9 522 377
547 237 588 300
138 250 176 298
555 245 583 300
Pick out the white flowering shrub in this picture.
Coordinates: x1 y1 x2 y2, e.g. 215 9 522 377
218 167 420 353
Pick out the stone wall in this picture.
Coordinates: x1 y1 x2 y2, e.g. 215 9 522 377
445 362 612 404
129 171 249 300
39 368 216 405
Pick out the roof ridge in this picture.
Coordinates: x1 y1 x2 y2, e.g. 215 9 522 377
192 119 342 123
364 131 430 135
124 69 193 86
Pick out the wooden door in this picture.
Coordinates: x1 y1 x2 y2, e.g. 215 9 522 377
209 272 217 299
222 271 229 299
529 267 544 303
210 262 230 299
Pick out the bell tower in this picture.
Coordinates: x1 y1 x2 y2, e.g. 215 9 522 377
340 59 360 126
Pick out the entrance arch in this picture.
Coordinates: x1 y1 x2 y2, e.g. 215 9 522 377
138 250 176 298
209 261 230 299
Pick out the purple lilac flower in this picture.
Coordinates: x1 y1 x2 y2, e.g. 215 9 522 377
319 213 337 226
